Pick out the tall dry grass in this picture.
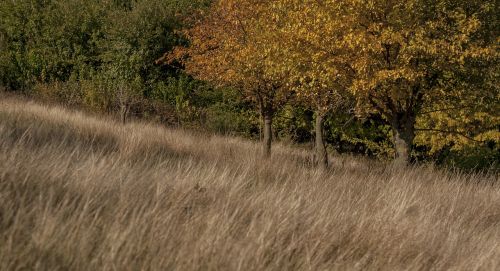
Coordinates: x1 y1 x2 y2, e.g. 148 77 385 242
0 97 499 270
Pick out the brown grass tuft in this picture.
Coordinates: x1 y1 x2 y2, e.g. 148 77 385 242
0 97 499 270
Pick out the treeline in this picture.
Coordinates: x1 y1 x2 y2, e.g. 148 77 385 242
0 0 212 121
0 0 498 170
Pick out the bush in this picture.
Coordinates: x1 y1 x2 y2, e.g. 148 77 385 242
436 143 500 172
32 81 84 107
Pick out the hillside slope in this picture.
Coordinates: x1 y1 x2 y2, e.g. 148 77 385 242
0 97 499 270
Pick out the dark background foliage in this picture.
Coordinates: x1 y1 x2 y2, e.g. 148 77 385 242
0 0 497 171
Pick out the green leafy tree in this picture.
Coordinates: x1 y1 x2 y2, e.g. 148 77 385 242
0 0 104 89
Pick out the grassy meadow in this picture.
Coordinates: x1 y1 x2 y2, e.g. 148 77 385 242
0 97 499 270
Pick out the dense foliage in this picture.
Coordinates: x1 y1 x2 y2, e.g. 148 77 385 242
0 0 498 170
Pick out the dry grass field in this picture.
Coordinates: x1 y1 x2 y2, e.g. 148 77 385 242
0 96 499 270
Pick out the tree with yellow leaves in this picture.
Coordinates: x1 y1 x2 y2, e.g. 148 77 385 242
268 0 357 169
348 0 498 165
159 0 293 158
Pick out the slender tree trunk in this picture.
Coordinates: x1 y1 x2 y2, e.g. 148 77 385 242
263 110 273 158
120 104 128 124
391 113 416 167
259 112 263 142
117 83 129 124
315 112 328 169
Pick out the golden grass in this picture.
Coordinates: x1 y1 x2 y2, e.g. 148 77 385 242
0 97 499 270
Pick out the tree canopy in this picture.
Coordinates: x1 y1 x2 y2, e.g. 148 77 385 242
1 0 498 168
